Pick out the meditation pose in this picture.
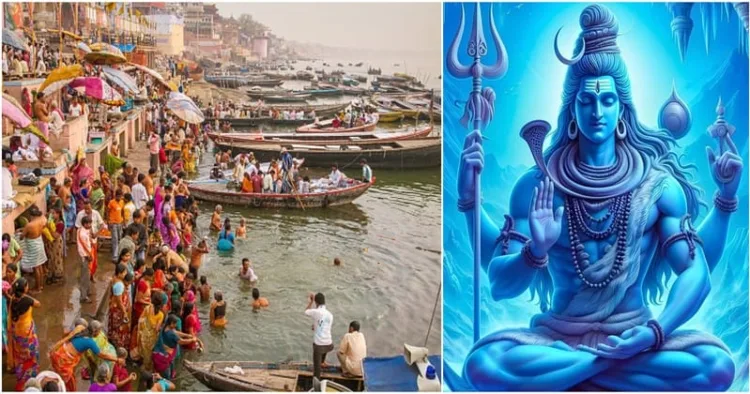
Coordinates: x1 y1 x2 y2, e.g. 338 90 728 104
454 5 741 391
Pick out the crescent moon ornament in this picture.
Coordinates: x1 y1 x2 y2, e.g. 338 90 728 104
554 27 586 65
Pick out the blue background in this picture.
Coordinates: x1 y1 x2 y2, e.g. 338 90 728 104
443 2 749 391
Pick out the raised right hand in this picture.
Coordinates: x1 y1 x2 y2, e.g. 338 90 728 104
528 177 564 257
457 130 483 202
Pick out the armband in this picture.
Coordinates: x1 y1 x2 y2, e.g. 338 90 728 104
661 215 703 260
496 215 530 255
457 197 475 212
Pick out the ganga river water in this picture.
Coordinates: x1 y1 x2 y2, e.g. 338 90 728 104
2 137 442 391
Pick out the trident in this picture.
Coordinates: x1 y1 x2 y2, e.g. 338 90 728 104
446 2 508 343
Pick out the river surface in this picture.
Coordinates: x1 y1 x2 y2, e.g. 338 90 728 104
2 143 442 391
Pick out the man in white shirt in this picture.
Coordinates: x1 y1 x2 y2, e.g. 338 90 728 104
75 200 106 235
305 292 334 380
329 164 342 187
338 321 367 377
131 173 149 210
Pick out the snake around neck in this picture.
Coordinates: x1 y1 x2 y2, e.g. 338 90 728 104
547 141 648 201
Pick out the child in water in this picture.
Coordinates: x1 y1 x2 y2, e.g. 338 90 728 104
198 276 211 303
251 288 269 311
210 291 227 328
236 218 247 239
239 258 258 282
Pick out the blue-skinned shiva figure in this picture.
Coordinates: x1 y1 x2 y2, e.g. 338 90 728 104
455 5 743 391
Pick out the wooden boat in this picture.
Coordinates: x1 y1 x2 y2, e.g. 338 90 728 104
300 87 342 97
214 138 442 169
376 109 405 123
207 124 433 145
296 119 377 133
340 86 369 96
203 117 312 127
187 178 373 209
264 94 310 103
183 360 364 392
246 78 284 87
241 102 349 118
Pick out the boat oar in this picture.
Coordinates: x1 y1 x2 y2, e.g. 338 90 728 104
285 169 306 210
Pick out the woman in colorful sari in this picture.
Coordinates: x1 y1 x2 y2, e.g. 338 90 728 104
99 166 113 203
2 281 9 354
42 208 65 283
132 267 153 331
152 315 199 379
182 302 201 351
48 318 117 392
107 264 131 349
7 278 40 391
134 292 164 371
83 320 116 384
153 178 166 234
70 155 95 211
183 291 202 335
160 217 180 251
90 180 106 219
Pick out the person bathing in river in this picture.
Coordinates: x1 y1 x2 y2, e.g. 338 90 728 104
239 258 258 282
210 205 223 231
236 218 247 239
217 222 235 251
198 276 211 303
190 238 209 278
209 291 227 328
251 288 269 311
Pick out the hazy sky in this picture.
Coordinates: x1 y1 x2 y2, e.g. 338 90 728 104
215 3 440 53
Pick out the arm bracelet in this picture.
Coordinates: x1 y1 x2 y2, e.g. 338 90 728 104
522 241 549 269
646 319 665 350
661 215 703 260
714 192 738 213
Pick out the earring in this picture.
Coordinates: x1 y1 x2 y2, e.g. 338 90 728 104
567 120 578 140
616 119 627 140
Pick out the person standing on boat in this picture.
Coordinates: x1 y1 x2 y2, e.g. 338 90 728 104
360 159 372 183
305 292 334 380
337 321 367 378
280 148 294 193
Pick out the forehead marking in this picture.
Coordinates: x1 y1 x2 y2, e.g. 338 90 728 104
583 78 613 94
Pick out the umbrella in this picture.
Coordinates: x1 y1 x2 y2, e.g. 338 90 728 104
166 94 204 124
76 42 92 54
68 77 124 106
129 62 174 91
101 66 139 95
168 91 201 112
46 29 83 41
2 28 29 51
38 64 85 96
2 93 48 143
84 43 127 65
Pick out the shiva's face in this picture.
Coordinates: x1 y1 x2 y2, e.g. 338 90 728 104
573 76 621 144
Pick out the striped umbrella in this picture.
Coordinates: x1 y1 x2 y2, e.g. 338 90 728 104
101 66 139 95
38 64 85 96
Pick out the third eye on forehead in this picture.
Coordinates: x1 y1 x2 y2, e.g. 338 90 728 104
581 77 615 95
